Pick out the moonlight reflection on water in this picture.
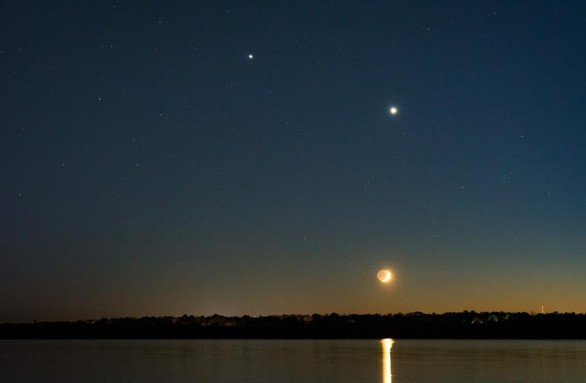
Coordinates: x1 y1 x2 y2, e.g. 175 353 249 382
382 338 394 383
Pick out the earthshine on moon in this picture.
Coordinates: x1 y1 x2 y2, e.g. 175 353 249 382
377 269 393 283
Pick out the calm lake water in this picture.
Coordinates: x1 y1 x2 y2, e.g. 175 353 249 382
1 339 585 382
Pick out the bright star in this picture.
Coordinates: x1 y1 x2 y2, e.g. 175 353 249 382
389 106 398 115
248 53 254 60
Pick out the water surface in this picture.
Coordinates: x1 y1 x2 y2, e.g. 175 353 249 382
1 339 585 382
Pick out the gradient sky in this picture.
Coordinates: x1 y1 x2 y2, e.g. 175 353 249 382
1 1 585 322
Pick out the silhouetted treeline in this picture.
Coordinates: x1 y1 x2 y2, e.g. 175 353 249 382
2 311 586 339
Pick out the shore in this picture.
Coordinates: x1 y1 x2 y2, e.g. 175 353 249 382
2 311 586 339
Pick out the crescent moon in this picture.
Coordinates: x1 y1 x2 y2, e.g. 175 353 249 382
377 269 393 283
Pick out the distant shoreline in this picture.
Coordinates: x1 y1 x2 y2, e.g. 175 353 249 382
2 312 586 339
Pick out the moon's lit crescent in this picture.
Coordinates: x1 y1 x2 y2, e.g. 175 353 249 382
377 269 393 283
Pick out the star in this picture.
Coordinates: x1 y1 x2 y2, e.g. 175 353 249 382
248 53 254 60
389 106 398 115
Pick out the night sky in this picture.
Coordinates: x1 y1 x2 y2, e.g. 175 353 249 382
1 1 585 322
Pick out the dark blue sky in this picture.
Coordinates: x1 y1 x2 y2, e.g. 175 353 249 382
1 1 585 322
